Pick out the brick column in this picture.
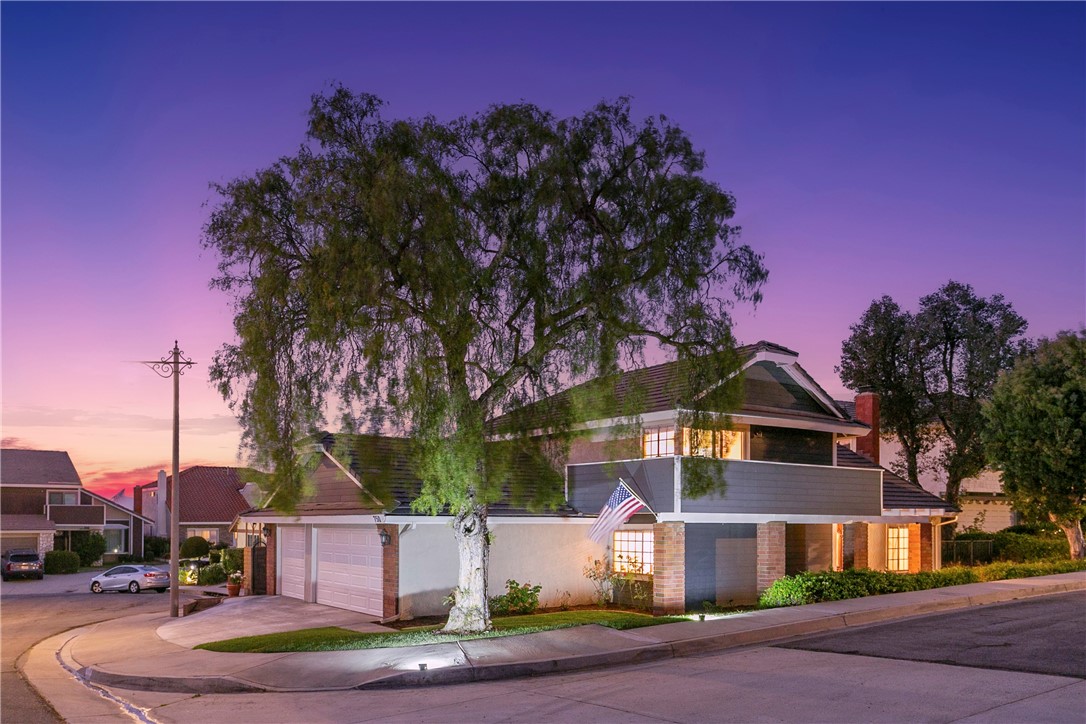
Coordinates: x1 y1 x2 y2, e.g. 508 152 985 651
652 522 685 615
264 524 277 596
757 522 786 593
908 524 921 573
919 523 934 571
851 523 869 569
379 524 399 619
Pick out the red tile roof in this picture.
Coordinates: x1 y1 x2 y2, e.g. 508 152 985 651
144 466 258 524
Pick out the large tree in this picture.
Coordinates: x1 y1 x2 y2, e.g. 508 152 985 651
838 282 1028 509
983 332 1085 559
204 88 767 633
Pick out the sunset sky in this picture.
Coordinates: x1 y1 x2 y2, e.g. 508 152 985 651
3 3 1083 499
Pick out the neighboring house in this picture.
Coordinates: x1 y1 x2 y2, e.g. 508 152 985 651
110 488 134 512
241 341 957 620
135 466 260 546
846 400 1016 533
0 449 150 559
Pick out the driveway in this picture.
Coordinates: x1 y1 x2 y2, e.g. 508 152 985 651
0 570 100 596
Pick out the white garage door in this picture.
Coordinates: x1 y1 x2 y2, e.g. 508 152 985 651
1 534 40 554
315 527 383 616
280 526 306 600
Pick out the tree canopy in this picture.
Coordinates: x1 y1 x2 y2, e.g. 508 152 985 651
204 87 767 631
983 331 1085 559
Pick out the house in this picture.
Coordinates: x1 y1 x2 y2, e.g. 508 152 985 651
0 449 150 559
135 466 261 546
241 341 957 620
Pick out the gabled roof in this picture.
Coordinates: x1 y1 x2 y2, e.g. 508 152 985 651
836 445 958 513
145 466 259 524
0 449 82 487
491 341 861 433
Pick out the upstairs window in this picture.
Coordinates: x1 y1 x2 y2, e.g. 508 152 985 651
47 491 77 506
681 428 745 459
642 427 675 458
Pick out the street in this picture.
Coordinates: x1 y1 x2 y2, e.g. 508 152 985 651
5 583 1083 723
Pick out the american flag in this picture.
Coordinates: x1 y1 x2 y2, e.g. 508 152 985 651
587 481 647 544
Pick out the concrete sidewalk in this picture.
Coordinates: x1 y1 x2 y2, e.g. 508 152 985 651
31 572 1086 701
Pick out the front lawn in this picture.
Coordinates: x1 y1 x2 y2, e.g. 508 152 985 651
196 610 688 653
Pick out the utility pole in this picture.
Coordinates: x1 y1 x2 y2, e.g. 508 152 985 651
141 341 195 618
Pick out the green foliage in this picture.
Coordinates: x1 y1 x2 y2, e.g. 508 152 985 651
180 536 211 559
221 547 243 574
143 536 169 560
197 563 227 585
992 532 1069 562
179 567 199 585
983 331 1086 558
488 579 542 616
209 549 221 564
583 556 620 606
974 559 1086 581
71 532 107 566
44 550 80 574
115 554 145 564
1002 522 1062 536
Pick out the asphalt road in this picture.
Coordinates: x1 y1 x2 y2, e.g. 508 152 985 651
107 591 1085 723
0 572 184 724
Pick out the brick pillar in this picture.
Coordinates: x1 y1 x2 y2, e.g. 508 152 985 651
652 522 686 615
243 546 254 593
920 524 934 571
264 524 277 596
853 391 880 464
379 524 399 619
852 523 869 569
908 524 921 573
757 522 786 593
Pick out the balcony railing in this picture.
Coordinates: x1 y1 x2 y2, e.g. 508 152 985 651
48 504 105 526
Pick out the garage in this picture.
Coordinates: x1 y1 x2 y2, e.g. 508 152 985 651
280 526 306 600
315 527 383 616
1 534 40 553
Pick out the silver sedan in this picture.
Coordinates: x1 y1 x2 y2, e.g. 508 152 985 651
89 565 170 594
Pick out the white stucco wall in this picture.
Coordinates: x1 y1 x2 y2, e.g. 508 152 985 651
959 498 1017 532
398 520 606 619
867 523 887 571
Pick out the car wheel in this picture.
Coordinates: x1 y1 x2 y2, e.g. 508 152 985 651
128 581 140 594
91 581 103 593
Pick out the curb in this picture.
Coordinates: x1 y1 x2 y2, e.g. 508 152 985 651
74 574 1086 693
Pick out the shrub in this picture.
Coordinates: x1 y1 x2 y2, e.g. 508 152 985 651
992 532 1069 562
197 563 227 585
44 550 80 574
1001 522 1062 537
221 547 243 575
144 536 169 560
180 536 211 559
489 579 542 616
975 559 1086 581
116 554 144 564
71 532 107 566
209 549 221 564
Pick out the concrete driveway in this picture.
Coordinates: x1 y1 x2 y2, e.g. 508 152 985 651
0 569 101 596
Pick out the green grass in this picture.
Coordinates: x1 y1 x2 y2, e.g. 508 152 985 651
196 610 689 653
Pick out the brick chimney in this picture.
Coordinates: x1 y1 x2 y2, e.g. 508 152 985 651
854 391 880 464
133 484 143 516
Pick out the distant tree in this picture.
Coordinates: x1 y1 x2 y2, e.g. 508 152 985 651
915 282 1028 509
838 296 935 485
179 535 210 559
204 88 767 633
983 332 1085 559
72 531 107 567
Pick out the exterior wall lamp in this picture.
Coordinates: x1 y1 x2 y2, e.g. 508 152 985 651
378 529 392 547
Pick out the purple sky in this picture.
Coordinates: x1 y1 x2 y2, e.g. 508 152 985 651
3 3 1083 497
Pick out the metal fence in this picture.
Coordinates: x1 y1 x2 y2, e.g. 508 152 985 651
942 539 995 566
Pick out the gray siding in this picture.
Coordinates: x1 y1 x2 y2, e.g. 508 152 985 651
750 427 833 466
681 459 881 516
567 458 675 514
685 523 758 608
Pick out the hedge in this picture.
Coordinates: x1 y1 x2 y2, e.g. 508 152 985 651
44 550 80 574
198 563 227 585
221 547 243 574
759 559 1086 608
180 536 211 559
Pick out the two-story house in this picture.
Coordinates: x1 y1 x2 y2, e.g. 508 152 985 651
240 341 956 619
1 449 149 560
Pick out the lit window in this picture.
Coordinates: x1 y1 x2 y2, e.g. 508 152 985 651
613 530 653 574
104 528 128 554
887 525 909 572
187 528 219 544
681 428 745 459
642 427 675 457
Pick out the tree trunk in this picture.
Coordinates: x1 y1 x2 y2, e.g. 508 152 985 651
1052 515 1085 560
443 503 490 633
944 474 962 512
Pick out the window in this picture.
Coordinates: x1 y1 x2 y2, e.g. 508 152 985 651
642 427 675 458
680 428 745 459
48 491 77 506
187 528 219 544
104 528 128 554
612 530 653 574
887 525 909 572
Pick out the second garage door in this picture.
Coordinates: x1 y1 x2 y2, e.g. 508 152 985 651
280 526 306 600
315 527 383 616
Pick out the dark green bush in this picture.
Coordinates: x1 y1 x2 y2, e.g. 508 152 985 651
44 550 80 574
1001 522 1062 537
992 532 1068 562
115 554 145 564
179 536 211 559
489 579 542 615
197 563 227 585
71 532 107 566
976 559 1086 581
209 549 221 564
221 548 243 574
144 536 169 560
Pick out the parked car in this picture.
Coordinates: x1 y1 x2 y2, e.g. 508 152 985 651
90 565 169 594
2 549 44 581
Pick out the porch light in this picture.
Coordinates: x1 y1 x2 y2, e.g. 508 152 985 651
378 529 392 547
